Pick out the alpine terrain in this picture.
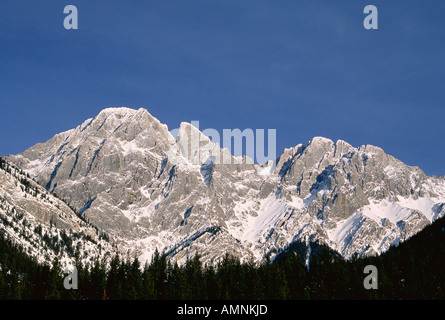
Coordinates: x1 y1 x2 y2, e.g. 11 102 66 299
3 107 445 267
0 158 115 270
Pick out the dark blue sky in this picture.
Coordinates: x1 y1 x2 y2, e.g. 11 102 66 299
1 1 444 176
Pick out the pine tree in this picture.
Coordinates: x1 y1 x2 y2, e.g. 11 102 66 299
203 263 218 300
106 255 123 299
183 254 204 299
140 261 155 299
149 249 168 300
243 259 264 299
88 257 106 300
125 257 142 300
45 258 62 300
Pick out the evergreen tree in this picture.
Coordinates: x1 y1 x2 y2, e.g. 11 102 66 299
45 258 62 300
89 257 107 300
243 259 264 299
183 254 204 299
140 261 155 299
203 263 218 300
125 257 142 299
106 255 123 299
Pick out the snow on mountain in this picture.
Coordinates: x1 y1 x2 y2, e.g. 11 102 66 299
5 107 445 266
0 158 115 270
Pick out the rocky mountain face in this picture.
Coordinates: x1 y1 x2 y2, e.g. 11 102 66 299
0 158 114 270
5 107 445 265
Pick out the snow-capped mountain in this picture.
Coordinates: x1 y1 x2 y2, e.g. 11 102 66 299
0 158 115 270
5 107 445 265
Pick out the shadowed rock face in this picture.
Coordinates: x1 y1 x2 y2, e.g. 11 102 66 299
6 107 445 265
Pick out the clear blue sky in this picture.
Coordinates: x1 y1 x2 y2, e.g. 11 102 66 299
1 0 444 176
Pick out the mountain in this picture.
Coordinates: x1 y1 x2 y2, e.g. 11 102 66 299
0 157 114 270
5 107 445 266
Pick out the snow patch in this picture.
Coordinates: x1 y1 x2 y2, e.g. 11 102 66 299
396 196 439 222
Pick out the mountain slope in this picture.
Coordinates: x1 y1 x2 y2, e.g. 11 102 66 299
6 107 445 265
0 158 115 270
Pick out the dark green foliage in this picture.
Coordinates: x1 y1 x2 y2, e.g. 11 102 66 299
0 230 59 299
1 215 445 300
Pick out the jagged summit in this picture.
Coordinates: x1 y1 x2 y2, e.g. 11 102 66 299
4 107 445 265
308 136 334 145
98 106 138 114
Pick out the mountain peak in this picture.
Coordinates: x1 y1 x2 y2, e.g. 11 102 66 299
307 136 333 146
4 108 445 266
97 106 138 116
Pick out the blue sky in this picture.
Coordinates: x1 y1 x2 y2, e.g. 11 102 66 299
1 0 444 176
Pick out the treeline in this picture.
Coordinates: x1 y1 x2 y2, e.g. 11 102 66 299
1 215 445 300
0 230 61 299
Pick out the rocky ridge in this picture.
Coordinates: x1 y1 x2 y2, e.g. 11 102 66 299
6 107 445 265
